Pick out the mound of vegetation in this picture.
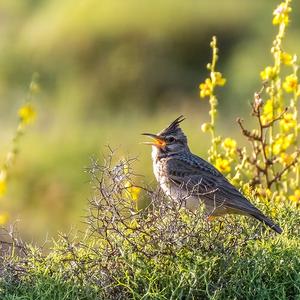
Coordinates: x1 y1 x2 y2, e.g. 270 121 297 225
0 152 299 299
0 1 300 299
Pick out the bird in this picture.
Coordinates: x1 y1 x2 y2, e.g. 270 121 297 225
142 115 282 234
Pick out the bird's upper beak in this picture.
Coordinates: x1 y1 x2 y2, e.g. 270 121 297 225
141 133 166 148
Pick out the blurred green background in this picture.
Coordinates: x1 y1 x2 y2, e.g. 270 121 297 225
0 0 299 242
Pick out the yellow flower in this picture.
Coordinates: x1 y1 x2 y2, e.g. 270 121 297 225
211 72 226 86
125 181 141 201
289 189 300 203
256 187 272 202
0 212 9 225
199 78 213 98
272 134 294 155
222 138 237 150
283 74 298 93
261 99 273 125
0 171 7 197
279 152 294 166
272 141 281 156
260 66 276 81
263 99 273 115
18 104 36 125
215 157 231 173
0 178 6 197
272 2 291 26
280 52 293 66
280 112 296 132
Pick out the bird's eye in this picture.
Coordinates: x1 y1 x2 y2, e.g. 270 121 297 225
167 137 176 143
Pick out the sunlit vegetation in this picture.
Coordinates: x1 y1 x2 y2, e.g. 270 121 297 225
0 1 299 299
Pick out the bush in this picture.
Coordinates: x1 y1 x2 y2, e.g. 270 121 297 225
0 150 299 299
0 1 300 299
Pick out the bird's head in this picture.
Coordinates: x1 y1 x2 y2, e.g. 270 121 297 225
142 115 189 155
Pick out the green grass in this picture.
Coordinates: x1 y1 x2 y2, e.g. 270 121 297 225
2 277 98 300
1 232 299 299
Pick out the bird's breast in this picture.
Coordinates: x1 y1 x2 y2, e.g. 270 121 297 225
151 154 189 202
152 155 164 184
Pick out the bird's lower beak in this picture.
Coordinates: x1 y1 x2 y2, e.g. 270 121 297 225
141 133 166 147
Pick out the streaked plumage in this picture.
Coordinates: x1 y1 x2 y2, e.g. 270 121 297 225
143 116 282 234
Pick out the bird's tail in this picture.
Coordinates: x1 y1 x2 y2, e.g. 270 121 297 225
251 213 283 234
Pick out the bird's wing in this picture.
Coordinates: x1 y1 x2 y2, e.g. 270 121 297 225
165 157 262 216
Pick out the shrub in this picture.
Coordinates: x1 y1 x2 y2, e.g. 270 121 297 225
0 149 299 299
0 1 300 299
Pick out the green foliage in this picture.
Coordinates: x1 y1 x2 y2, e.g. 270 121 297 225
0 153 299 299
1 218 299 299
2 276 98 300
1 1 300 299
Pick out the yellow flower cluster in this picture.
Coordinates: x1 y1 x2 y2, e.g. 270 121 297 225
256 186 272 200
222 138 237 151
125 182 141 201
246 1 299 207
221 138 237 163
199 79 213 98
211 72 226 86
280 52 293 65
260 66 276 81
261 99 273 125
272 2 291 26
0 172 9 224
199 72 226 99
18 104 37 125
199 2 299 210
199 37 230 175
283 74 298 93
215 157 231 174
279 113 296 132
0 169 7 198
122 162 141 202
272 134 294 155
0 178 7 197
279 152 295 166
260 98 288 127
289 189 300 203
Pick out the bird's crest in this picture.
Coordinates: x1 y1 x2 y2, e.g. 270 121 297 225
158 115 187 142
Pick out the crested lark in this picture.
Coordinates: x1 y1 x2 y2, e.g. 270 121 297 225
143 116 282 234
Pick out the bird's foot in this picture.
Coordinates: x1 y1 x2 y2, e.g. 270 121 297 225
206 215 216 222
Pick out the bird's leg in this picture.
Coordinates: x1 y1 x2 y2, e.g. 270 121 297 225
206 215 216 222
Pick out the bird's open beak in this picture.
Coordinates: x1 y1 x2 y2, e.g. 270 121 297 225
141 133 166 148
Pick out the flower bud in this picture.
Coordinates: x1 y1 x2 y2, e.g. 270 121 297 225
201 123 212 132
